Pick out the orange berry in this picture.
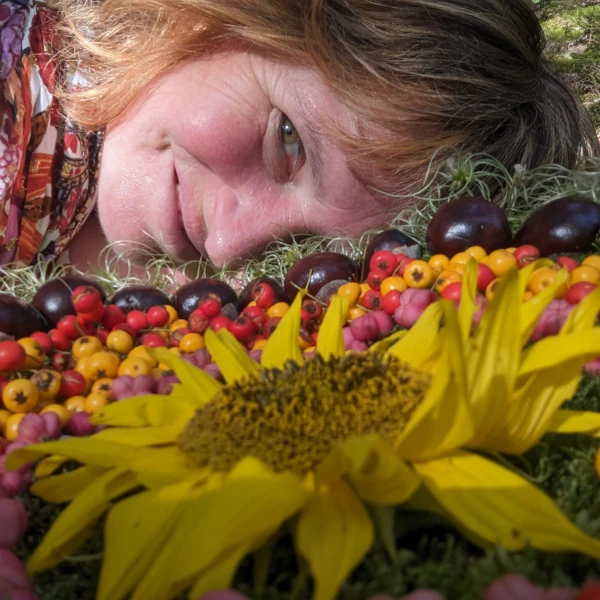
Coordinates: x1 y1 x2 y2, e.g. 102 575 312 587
64 395 87 413
0 409 11 435
72 336 103 360
164 305 179 324
483 250 518 277
169 346 184 357
87 351 121 380
523 290 534 302
118 356 153 377
348 306 367 320
266 302 290 319
91 377 114 396
380 276 408 296
403 260 435 289
4 413 25 442
570 264 600 286
528 267 566 296
485 278 500 302
358 282 371 299
169 319 189 332
16 337 46 369
2 379 39 413
298 335 312 351
40 404 72 428
106 330 134 354
595 447 600 478
434 270 462 294
465 246 487 262
451 263 466 276
448 252 472 268
179 333 206 353
582 255 600 272
30 369 62 400
428 254 450 276
128 345 158 368
505 247 517 254
84 391 111 413
252 338 269 351
337 282 362 307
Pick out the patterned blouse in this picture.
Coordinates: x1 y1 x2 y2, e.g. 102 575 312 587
0 0 102 267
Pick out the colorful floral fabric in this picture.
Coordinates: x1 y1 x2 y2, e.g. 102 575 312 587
0 0 102 267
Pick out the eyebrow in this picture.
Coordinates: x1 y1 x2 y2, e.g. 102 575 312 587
293 95 324 194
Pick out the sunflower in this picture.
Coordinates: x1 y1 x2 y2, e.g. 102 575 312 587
8 261 600 600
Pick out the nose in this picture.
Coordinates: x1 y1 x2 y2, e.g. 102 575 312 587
202 186 304 267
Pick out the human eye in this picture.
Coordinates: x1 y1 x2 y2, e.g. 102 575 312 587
281 115 305 177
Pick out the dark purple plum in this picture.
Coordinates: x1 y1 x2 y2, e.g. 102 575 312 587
426 196 512 255
173 279 238 318
0 294 49 337
32 275 106 327
238 277 288 308
284 252 359 299
513 197 600 256
109 285 173 314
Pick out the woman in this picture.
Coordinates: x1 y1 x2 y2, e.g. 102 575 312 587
1 0 598 271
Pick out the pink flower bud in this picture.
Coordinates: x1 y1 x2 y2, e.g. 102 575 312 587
0 472 27 497
370 310 394 336
350 313 380 341
15 414 45 444
0 499 28 548
40 411 61 440
401 288 437 309
67 412 97 437
484 575 546 600
394 303 427 329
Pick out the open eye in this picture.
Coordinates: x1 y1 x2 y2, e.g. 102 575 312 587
281 116 305 176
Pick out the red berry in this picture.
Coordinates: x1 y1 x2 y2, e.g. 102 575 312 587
476 263 496 293
574 582 600 600
147 305 171 328
369 250 397 277
140 332 168 348
263 317 281 337
566 281 597 305
111 323 137 338
77 305 105 325
210 315 232 333
126 310 149 334
228 315 255 342
188 310 210 334
557 256 579 272
252 283 276 309
59 370 87 398
302 299 323 321
441 282 462 303
300 308 312 330
57 315 81 340
30 331 53 354
361 289 383 310
101 305 126 330
242 305 267 329
197 294 223 319
395 254 414 276
75 315 96 336
0 341 26 372
382 290 402 315
513 244 540 268
48 329 72 352
96 327 110 346
168 328 190 347
367 268 388 290
71 285 103 314
52 352 75 372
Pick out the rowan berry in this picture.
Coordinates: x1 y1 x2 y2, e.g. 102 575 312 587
179 333 206 353
464 246 487 262
118 356 153 377
71 285 103 314
197 294 223 319
0 341 26 372
428 254 449 276
434 270 462 294
366 268 388 290
17 338 46 369
72 336 103 360
483 250 517 277
147 305 171 328
48 329 72 352
336 282 362 307
86 351 120 380
570 265 600 286
267 302 290 319
30 331 53 354
382 290 402 315
2 379 39 413
361 289 384 310
64 395 86 413
106 330 134 354
4 413 25 441
369 250 397 277
403 260 435 289
140 332 168 348
84 391 111 413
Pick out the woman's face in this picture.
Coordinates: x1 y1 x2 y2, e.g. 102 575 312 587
98 51 392 267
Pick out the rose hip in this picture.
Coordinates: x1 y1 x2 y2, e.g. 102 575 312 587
367 268 388 290
229 315 256 342
0 341 26 372
71 285 103 314
361 289 383 310
126 310 149 334
197 294 223 319
369 250 397 277
147 305 171 328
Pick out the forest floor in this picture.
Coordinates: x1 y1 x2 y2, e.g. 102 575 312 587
537 0 600 134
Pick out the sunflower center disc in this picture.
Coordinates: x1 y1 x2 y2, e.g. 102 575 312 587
178 353 430 476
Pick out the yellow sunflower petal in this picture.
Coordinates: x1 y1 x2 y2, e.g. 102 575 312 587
413 450 600 558
547 409 600 437
519 269 569 345
387 302 444 371
217 328 262 378
457 259 478 342
149 347 222 404
204 328 259 384
28 468 138 572
341 436 420 505
98 477 203 600
31 465 108 504
6 438 139 471
92 425 181 447
394 304 474 460
368 329 408 354
317 295 348 360
297 478 374 600
131 457 308 600
34 455 70 479
519 329 600 377
261 289 306 369
466 268 520 443
188 544 249 600
89 394 162 427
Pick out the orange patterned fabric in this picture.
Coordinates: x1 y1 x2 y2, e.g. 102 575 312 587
0 1 102 267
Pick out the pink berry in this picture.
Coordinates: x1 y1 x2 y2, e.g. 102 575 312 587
0 498 28 548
